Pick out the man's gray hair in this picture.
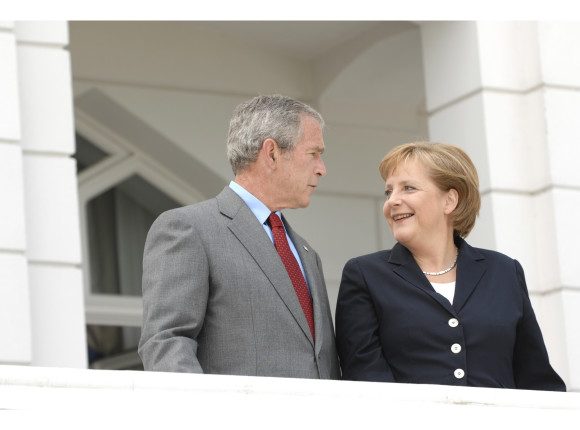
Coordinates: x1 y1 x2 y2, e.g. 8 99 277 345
227 94 324 175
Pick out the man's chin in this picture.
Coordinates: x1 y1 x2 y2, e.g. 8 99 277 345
283 195 312 210
295 199 311 209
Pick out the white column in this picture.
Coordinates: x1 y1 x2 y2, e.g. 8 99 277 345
536 21 580 392
15 21 87 368
0 21 32 364
419 21 578 391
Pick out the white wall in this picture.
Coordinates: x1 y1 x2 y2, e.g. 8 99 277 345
0 21 33 365
0 21 87 368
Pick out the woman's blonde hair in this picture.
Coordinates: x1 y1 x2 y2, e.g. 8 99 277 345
379 142 481 238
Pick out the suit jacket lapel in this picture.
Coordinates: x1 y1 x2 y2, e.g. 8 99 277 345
217 188 314 345
452 238 487 313
389 239 488 315
389 242 456 314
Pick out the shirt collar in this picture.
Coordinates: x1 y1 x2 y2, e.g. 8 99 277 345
229 181 280 225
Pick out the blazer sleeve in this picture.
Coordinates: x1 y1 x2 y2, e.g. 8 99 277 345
512 260 566 391
335 257 395 382
138 208 208 373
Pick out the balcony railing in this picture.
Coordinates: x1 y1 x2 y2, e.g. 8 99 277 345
0 365 578 427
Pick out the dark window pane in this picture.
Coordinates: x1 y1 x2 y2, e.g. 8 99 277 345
74 132 109 172
87 324 143 370
86 174 180 296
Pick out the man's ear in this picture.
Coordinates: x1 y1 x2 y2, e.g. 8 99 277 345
444 188 459 215
261 138 279 169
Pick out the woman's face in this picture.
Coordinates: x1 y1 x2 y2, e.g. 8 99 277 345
383 158 455 249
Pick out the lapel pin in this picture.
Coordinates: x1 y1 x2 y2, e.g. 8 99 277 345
303 245 309 252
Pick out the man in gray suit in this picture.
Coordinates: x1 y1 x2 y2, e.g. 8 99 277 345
139 94 340 379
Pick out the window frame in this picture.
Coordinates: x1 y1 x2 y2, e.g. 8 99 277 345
75 110 204 327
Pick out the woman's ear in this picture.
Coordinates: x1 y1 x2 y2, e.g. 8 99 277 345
444 188 459 215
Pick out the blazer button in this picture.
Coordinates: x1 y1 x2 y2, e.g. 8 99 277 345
448 318 459 328
454 369 465 379
451 343 462 354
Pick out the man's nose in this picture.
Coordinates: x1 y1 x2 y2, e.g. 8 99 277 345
316 157 327 177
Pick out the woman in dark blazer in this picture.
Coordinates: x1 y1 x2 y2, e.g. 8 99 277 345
335 142 565 391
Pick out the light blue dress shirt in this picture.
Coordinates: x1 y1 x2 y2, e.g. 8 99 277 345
229 181 310 288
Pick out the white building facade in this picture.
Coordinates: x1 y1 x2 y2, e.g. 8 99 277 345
1 20 579 392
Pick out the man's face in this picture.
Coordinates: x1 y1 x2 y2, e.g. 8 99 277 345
275 116 326 209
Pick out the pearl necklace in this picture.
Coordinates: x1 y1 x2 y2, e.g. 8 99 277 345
422 249 458 276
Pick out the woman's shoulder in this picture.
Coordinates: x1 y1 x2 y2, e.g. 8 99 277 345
472 246 514 262
343 249 395 274
460 240 520 274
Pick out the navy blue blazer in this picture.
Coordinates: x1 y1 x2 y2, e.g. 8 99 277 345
336 238 566 391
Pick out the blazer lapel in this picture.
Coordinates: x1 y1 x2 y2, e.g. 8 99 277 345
217 188 314 345
452 238 487 313
389 243 456 314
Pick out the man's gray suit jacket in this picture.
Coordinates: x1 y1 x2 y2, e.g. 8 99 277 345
139 186 341 379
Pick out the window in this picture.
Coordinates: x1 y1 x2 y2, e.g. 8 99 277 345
74 111 204 370
86 175 179 297
88 324 143 370
75 132 108 172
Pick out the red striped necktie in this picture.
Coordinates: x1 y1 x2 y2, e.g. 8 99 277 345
267 212 315 341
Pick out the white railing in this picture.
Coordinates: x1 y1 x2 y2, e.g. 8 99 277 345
0 365 579 428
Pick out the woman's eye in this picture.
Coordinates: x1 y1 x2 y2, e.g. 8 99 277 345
405 186 415 191
385 190 392 198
